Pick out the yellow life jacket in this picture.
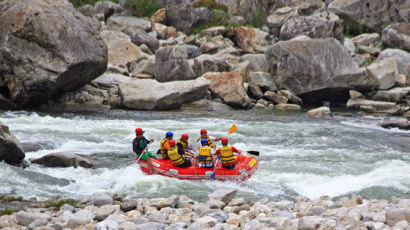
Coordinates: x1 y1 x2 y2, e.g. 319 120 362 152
220 145 235 164
167 148 184 166
197 135 213 148
199 146 212 164
177 138 188 152
160 138 170 159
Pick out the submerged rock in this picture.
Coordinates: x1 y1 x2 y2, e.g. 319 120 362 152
30 152 98 168
0 122 25 166
20 141 55 153
0 0 107 107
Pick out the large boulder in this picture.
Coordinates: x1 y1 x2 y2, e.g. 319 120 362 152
105 38 145 67
30 152 98 168
370 87 410 103
265 38 375 105
154 45 196 82
131 29 159 53
367 58 399 90
0 0 108 107
119 77 209 110
203 71 251 108
106 16 151 35
347 98 408 114
0 122 25 166
376 49 410 79
280 12 343 42
381 23 410 52
192 54 231 77
328 0 408 33
239 54 270 72
351 33 380 46
165 0 211 32
267 7 298 36
234 27 272 53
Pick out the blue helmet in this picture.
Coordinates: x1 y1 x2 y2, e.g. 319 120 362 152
166 131 173 137
201 139 208 145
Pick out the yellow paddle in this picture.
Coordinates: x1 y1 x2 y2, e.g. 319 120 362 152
228 124 237 134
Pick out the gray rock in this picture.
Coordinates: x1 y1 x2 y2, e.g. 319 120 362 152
347 98 407 114
298 216 323 230
228 16 246 25
239 54 270 72
106 37 145 67
207 210 229 223
66 215 92 229
370 87 410 102
165 0 211 32
265 38 376 104
87 192 113 207
250 72 277 92
184 45 202 59
267 7 298 36
95 205 116 221
280 12 343 42
130 56 155 77
159 195 179 209
194 216 218 228
195 35 235 54
27 218 48 229
380 117 409 130
148 212 167 223
351 33 380 46
349 90 364 99
155 45 196 82
93 0 123 21
228 198 246 207
95 220 119 230
199 26 228 37
343 38 356 55
0 0 107 107
131 29 160 53
208 188 238 205
20 141 55 153
100 29 131 42
264 91 288 104
14 211 51 226
385 208 410 226
381 23 410 52
204 72 251 108
279 90 303 105
120 200 138 212
78 4 94 17
192 54 231 77
352 54 371 67
30 151 97 168
0 122 25 166
248 82 264 99
307 106 331 117
136 222 167 230
367 58 398 90
328 0 408 33
107 16 151 35
165 222 188 230
377 49 410 78
234 27 272 53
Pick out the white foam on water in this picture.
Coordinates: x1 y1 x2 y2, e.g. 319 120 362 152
283 160 410 199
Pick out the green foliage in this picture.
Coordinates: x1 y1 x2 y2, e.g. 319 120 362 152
45 196 77 209
251 11 264 27
0 195 23 202
193 0 228 13
69 0 119 8
188 9 230 34
0 208 16 216
127 0 161 17
358 18 365 34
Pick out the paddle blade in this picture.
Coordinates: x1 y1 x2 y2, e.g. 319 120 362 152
210 172 216 180
247 151 260 156
228 124 238 134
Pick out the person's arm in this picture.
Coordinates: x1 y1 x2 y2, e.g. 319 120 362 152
231 146 241 154
132 139 139 153
211 136 222 142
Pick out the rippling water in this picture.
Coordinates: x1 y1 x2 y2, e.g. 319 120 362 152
1 109 409 201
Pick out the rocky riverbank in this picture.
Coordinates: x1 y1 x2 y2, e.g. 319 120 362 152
1 189 409 230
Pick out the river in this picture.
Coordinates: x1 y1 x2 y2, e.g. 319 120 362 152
1 109 409 202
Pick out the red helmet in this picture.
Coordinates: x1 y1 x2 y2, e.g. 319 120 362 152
135 128 144 135
181 134 189 139
221 137 228 145
169 140 176 147
200 129 207 134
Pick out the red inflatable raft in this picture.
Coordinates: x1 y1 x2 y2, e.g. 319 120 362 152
137 154 259 182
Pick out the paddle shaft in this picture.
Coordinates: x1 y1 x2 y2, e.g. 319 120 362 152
135 143 151 163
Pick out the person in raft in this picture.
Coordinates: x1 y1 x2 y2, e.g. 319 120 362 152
133 128 157 173
198 139 216 168
196 129 221 150
215 137 241 169
177 134 198 166
159 131 173 160
167 140 192 168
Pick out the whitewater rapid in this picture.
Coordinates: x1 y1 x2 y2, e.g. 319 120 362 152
1 110 409 201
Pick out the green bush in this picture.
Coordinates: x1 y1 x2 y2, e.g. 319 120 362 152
126 0 161 17
193 0 228 13
0 208 16 216
0 195 23 202
252 11 264 27
45 196 77 209
188 9 229 34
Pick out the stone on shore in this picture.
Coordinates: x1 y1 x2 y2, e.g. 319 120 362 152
87 192 114 207
347 98 407 114
380 118 409 130
0 0 107 107
0 122 25 166
30 152 97 168
275 103 301 111
307 107 331 117
208 188 238 205
385 208 410 227
14 211 51 226
381 23 410 52
107 16 151 35
234 27 272 53
376 49 410 79
203 72 251 108
367 58 400 90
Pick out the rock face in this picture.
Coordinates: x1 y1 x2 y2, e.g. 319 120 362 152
280 12 343 41
154 45 196 82
381 23 410 52
119 77 210 110
328 0 408 33
203 72 250 108
265 38 376 105
30 152 97 168
165 0 211 32
0 122 25 166
0 0 108 107
376 49 410 79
